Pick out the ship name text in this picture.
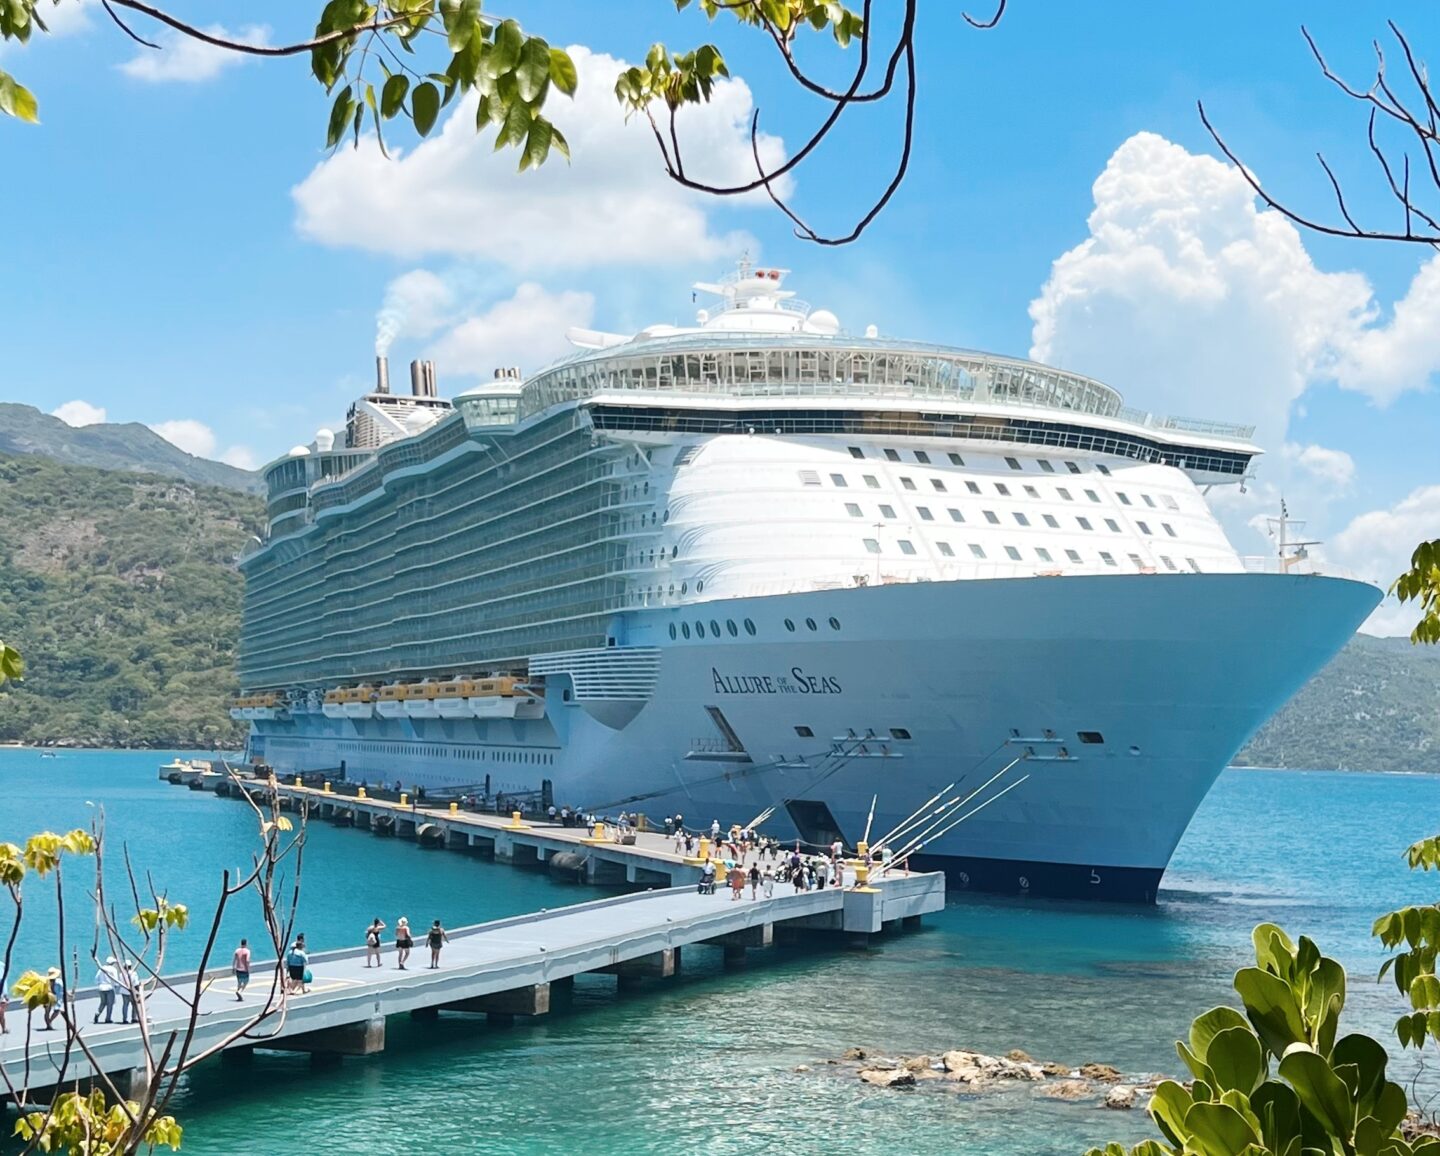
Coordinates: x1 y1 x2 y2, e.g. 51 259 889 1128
711 667 842 695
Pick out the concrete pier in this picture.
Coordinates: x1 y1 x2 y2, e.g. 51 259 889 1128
0 874 944 1095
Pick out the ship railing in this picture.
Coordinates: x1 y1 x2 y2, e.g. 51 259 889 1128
1238 556 1367 583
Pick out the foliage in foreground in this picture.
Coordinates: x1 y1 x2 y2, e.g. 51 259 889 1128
1088 924 1434 1156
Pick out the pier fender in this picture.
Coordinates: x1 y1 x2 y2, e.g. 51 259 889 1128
548 851 589 882
372 814 395 837
416 823 445 848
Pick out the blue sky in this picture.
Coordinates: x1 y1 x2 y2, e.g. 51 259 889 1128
3 0 1438 631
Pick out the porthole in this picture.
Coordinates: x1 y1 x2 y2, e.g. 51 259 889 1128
795 725 814 738
681 622 691 639
695 621 705 638
680 582 688 595
828 617 841 630
727 620 738 637
890 727 912 740
784 618 796 632
710 619 721 636
668 584 675 596
805 617 818 631
696 580 704 593
744 619 757 635
1129 745 1141 757
671 545 678 559
1077 731 1104 744
663 510 670 523
668 623 677 640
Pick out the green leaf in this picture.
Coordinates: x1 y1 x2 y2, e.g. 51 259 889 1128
515 36 551 103
519 114 551 170
1148 1080 1195 1149
0 642 23 682
488 19 523 77
549 47 578 95
494 96 531 150
1278 1049 1355 1139
549 122 570 162
412 81 440 136
1183 1101 1261 1156
1234 967 1310 1058
1207 1026 1265 1095
381 73 409 119
1249 1080 1303 1156
442 0 481 51
326 84 354 148
0 69 39 123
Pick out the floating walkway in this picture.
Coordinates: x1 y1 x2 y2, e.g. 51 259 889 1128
5 785 944 1098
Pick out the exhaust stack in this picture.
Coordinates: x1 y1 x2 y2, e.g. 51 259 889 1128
375 356 390 395
409 359 439 398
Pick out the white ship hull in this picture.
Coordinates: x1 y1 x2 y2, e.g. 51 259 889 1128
245 572 1377 901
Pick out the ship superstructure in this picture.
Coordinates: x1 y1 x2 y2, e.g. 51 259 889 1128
236 265 1380 900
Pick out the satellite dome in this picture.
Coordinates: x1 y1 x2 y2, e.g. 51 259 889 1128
288 445 311 457
404 410 432 432
314 428 335 452
805 309 841 336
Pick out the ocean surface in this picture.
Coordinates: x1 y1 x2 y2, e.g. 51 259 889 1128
0 749 1436 1155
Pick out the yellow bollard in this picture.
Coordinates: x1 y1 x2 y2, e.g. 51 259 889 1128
697 837 711 861
592 821 606 840
357 787 367 799
400 793 408 807
512 810 523 825
855 864 871 888
323 781 332 793
856 840 869 858
450 802 458 814
294 775 303 787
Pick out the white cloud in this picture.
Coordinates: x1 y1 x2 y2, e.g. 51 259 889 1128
1326 485 1440 636
292 46 786 271
51 400 107 427
1283 443 1356 490
1028 132 1437 458
428 282 594 380
150 419 217 457
219 445 260 470
118 24 270 84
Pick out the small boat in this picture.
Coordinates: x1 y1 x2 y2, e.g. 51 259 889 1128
158 757 191 781
188 768 225 791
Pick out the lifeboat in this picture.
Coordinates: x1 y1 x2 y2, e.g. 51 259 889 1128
342 685 378 719
404 681 442 719
247 692 285 720
375 682 410 719
435 679 473 720
468 676 521 718
322 688 347 719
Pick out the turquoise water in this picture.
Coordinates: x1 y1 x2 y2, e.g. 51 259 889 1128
1 749 1436 1155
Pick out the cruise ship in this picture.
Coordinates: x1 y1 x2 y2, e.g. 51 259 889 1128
235 265 1380 901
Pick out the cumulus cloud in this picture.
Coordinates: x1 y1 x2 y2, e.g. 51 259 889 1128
292 46 786 271
1327 486 1440 636
429 282 594 380
51 400 107 427
150 419 256 469
1028 132 1436 457
1283 443 1356 490
118 24 271 83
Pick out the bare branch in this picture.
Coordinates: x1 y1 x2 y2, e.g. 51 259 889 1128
104 0 416 58
963 0 1007 30
100 0 160 50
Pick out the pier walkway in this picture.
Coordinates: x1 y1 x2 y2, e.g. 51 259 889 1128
257 781 775 889
1 873 943 1098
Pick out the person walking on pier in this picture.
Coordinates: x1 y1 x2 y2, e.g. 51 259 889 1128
729 863 745 901
40 967 64 1030
365 919 386 968
93 957 118 1024
748 862 761 900
286 939 310 995
119 962 138 1024
427 919 450 969
395 917 414 969
232 940 251 1001
762 866 775 899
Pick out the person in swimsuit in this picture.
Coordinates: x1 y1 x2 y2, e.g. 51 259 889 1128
395 917 413 969
285 940 309 994
426 920 450 969
364 919 385 969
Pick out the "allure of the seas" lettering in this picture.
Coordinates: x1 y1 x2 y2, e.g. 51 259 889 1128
711 667 842 695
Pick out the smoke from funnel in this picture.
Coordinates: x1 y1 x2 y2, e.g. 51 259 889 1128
374 269 453 356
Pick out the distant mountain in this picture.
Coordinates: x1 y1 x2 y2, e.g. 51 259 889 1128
0 452 263 748
0 403 263 493
1236 633 1440 773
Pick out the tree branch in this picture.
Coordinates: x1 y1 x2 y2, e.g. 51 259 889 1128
105 0 416 58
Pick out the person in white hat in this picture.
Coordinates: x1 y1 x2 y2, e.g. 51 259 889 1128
93 956 118 1024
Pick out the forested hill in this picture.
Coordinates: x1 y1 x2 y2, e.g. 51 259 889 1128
1235 633 1440 773
0 403 262 493
0 448 1436 764
0 453 263 748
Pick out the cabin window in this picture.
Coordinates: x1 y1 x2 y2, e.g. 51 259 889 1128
694 621 705 638
937 542 954 557
1005 457 1022 471
1078 731 1105 744
984 510 1000 524
1163 523 1177 537
805 617 818 631
795 725 814 737
710 620 721 636
918 506 934 521
1037 459 1055 473
1117 492 1132 506
863 539 881 554
1128 555 1145 570
1065 548 1082 563
1043 514 1060 528
898 540 917 555
1160 556 1177 571
995 483 1011 496
884 448 900 461
890 727 912 740
830 473 849 487
1188 558 1202 572
668 624 677 640
900 477 917 491
1085 489 1101 502
1095 463 1112 476
744 619 757 635
1036 547 1053 562
914 450 930 464
1142 494 1156 508
1014 512 1030 527
727 620 739 636
829 617 841 630
681 622 691 638
1005 545 1022 561
864 475 880 489
848 446 865 459
880 504 897 518
1077 517 1093 530
1105 518 1121 532
1162 495 1180 511
1100 551 1117 566
969 543 987 559
1023 485 1039 498
846 502 863 517
948 452 965 466
931 478 947 492
1137 521 1152 535
1057 487 1073 501
965 481 982 494
1065 461 1082 474
948 508 964 522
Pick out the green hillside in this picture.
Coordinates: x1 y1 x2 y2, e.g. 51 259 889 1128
1235 633 1440 773
0 403 262 493
0 452 264 748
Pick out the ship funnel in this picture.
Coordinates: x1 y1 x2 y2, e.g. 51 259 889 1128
375 355 391 395
409 359 424 397
423 360 438 397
